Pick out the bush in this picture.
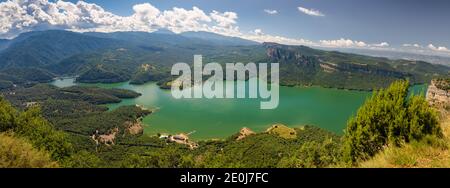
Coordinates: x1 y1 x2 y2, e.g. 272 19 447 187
277 138 341 168
0 97 74 161
0 133 58 168
61 150 102 168
0 97 17 132
15 107 74 161
343 80 441 163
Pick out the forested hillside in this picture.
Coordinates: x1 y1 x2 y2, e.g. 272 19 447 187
1 80 447 168
0 30 448 92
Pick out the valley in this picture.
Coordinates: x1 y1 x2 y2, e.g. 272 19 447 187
0 29 448 168
0 30 448 92
51 77 373 139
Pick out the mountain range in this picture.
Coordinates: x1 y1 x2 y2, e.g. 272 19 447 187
0 30 448 91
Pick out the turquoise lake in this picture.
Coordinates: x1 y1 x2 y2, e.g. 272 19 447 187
51 78 426 139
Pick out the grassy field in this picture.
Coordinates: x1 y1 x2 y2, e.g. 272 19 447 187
360 114 450 168
266 124 298 139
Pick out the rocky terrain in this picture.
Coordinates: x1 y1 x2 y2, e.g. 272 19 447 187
427 78 450 117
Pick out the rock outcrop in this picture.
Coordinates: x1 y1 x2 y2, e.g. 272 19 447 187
236 127 255 140
124 120 144 135
427 79 450 109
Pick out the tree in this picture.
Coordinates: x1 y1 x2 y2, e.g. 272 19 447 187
343 80 441 163
277 138 341 168
0 97 17 132
61 150 102 168
15 106 74 161
0 97 74 161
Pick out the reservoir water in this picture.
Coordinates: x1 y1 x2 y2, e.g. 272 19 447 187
51 78 426 139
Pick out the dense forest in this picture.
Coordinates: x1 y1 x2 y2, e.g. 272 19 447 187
0 30 448 168
0 30 448 92
1 80 448 168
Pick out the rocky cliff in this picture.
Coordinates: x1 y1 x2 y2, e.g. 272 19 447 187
427 79 450 117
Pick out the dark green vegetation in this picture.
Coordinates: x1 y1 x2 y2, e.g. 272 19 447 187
0 97 73 163
0 30 123 68
0 84 342 167
121 126 340 168
4 84 140 107
342 80 442 163
0 93 341 167
129 64 170 85
0 80 13 90
264 43 449 90
0 30 448 92
0 81 343 167
2 84 145 135
0 80 444 167
0 29 448 167
76 65 129 83
0 67 55 88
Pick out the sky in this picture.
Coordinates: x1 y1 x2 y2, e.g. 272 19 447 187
1 0 450 57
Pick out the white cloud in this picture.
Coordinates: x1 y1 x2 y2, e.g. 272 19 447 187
397 43 450 57
402 43 450 52
0 0 240 38
253 29 263 35
403 43 421 48
371 42 389 47
264 9 278 15
319 38 367 48
428 44 450 52
0 0 317 47
1 0 447 57
155 6 212 33
297 6 325 17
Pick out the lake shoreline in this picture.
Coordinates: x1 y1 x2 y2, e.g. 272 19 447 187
53 75 428 93
51 77 427 140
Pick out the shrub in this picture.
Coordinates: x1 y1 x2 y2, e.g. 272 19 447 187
0 97 74 161
0 97 17 132
343 80 441 163
0 133 58 168
14 107 74 161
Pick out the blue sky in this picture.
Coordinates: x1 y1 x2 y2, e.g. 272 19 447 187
63 0 450 47
1 0 450 56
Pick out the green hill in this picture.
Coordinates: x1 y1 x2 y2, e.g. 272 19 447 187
0 30 448 91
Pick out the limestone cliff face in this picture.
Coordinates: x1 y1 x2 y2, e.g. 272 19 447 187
427 79 450 116
263 42 408 78
263 42 315 66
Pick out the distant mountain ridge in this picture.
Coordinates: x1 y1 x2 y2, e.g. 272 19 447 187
180 31 259 46
0 30 126 68
330 48 450 66
263 42 449 89
0 30 448 91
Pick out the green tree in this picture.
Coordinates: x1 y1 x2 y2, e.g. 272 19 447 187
0 97 17 132
277 138 341 168
0 97 74 161
14 107 74 161
61 150 102 168
343 80 441 163
406 96 441 140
